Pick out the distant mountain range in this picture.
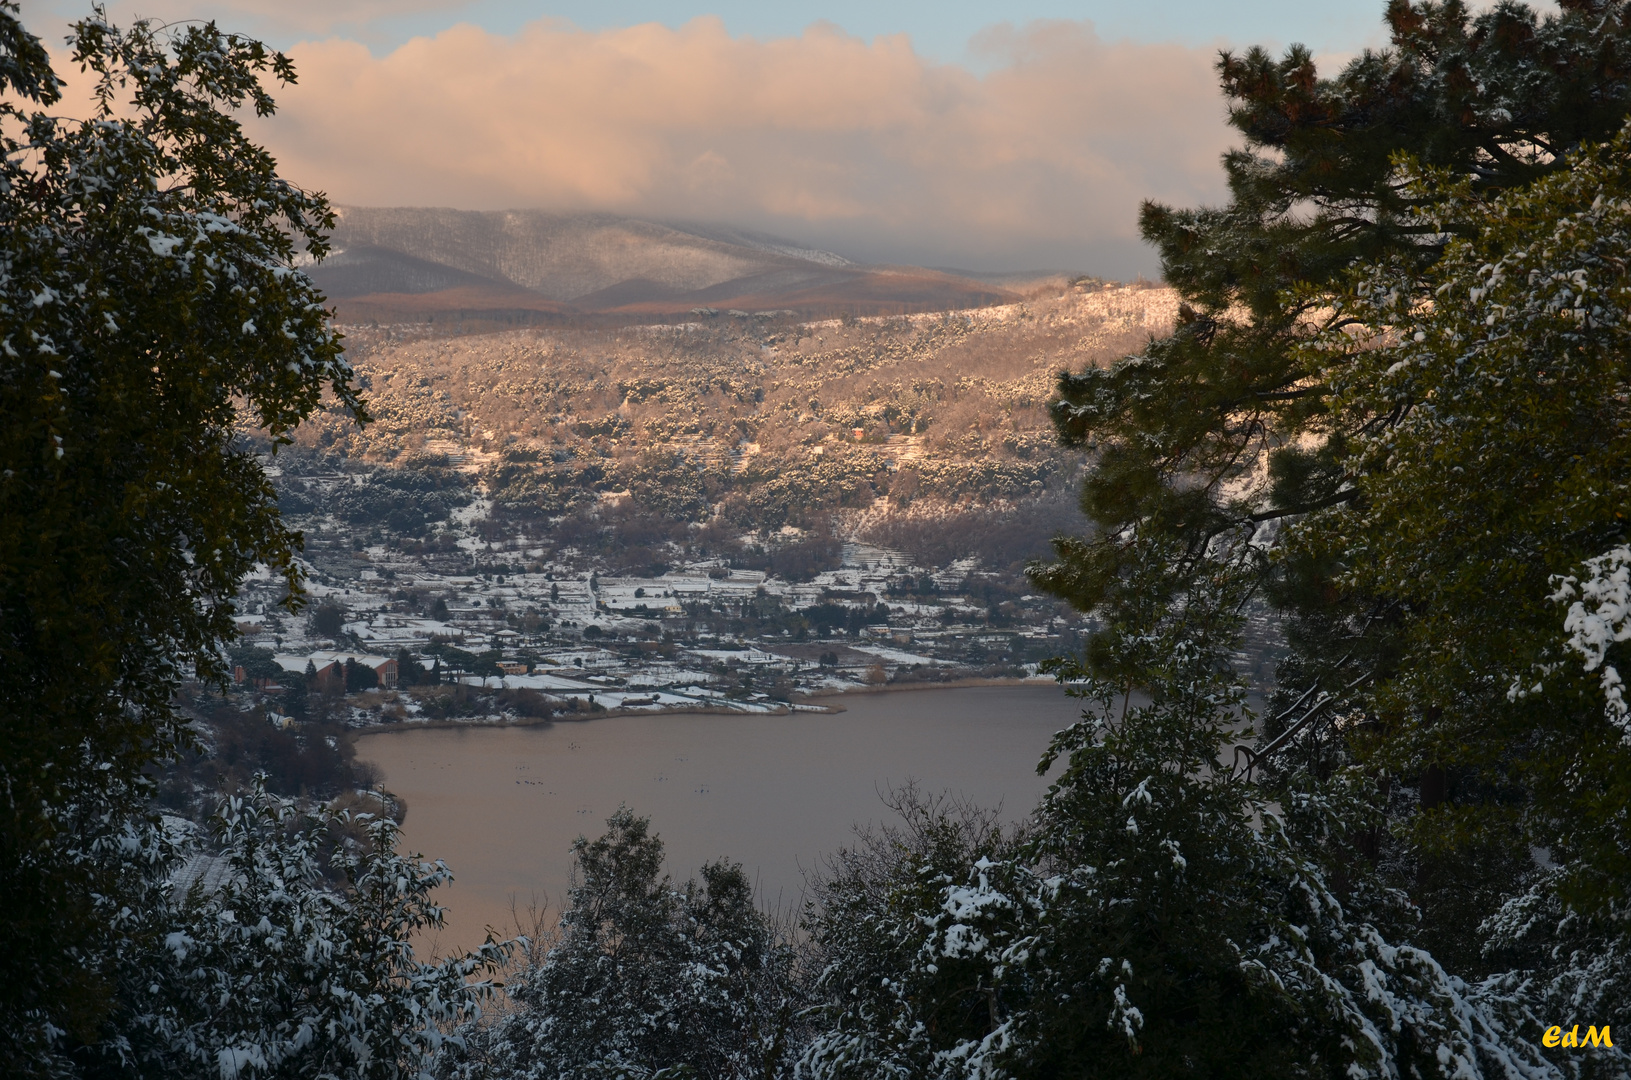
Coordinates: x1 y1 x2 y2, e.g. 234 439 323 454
311 207 1065 322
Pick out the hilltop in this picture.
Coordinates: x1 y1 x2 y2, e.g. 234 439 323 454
312 207 1047 322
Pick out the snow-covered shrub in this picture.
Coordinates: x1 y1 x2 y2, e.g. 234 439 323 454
796 790 1023 1080
1551 545 1631 742
1478 869 1631 1079
99 782 506 1079
6 765 178 1078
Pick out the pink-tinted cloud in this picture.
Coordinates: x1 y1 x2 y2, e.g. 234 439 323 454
247 17 1234 273
37 0 472 40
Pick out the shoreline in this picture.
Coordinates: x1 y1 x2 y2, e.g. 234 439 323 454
353 677 1064 738
807 675 1055 701
354 703 798 737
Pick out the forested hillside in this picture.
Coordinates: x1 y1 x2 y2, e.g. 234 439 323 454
306 282 1171 530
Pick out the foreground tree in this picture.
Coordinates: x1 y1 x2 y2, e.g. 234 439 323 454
800 585 1559 1079
1034 0 1631 979
1044 0 1631 626
115 783 504 1079
1286 126 1631 1038
450 808 806 1079
0 3 362 1066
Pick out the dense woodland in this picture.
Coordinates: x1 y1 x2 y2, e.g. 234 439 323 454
4 1 1631 1078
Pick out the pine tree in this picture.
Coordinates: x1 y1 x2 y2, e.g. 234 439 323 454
1039 0 1631 625
1032 0 1631 978
1279 126 1631 1041
801 600 1554 1078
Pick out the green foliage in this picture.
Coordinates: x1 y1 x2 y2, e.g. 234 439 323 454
228 642 283 683
119 783 505 1080
1024 0 1631 1066
155 699 367 811
1043 0 1631 620
800 621 1552 1078
3 763 175 1073
0 3 360 1060
1293 128 1631 912
454 808 805 1080
1154 0 1631 323
1 774 504 1080
330 467 472 534
1033 0 1631 997
424 641 502 677
798 791 1016 1079
395 646 436 686
344 657 379 694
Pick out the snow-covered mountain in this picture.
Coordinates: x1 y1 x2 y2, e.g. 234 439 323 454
312 207 1024 321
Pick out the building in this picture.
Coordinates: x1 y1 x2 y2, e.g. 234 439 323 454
274 651 399 690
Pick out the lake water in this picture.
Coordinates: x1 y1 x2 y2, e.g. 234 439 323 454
356 683 1087 954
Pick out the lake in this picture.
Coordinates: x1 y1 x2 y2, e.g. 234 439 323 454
356 683 1087 954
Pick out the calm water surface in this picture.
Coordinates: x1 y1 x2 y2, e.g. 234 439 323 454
357 684 1085 954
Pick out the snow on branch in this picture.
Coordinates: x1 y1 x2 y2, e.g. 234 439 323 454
1550 545 1631 743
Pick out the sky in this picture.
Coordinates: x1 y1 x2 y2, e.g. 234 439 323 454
25 1 1447 275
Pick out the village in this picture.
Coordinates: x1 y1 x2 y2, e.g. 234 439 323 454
225 494 1089 726
198 278 1187 728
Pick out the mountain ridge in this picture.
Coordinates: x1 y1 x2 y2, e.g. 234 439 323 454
314 207 1051 321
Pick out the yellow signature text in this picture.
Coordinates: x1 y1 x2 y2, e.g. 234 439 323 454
1543 1025 1613 1049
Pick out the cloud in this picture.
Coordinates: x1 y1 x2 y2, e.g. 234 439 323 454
37 0 472 39
224 0 470 35
245 17 1235 274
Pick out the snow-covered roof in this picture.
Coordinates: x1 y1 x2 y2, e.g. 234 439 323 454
273 650 397 673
